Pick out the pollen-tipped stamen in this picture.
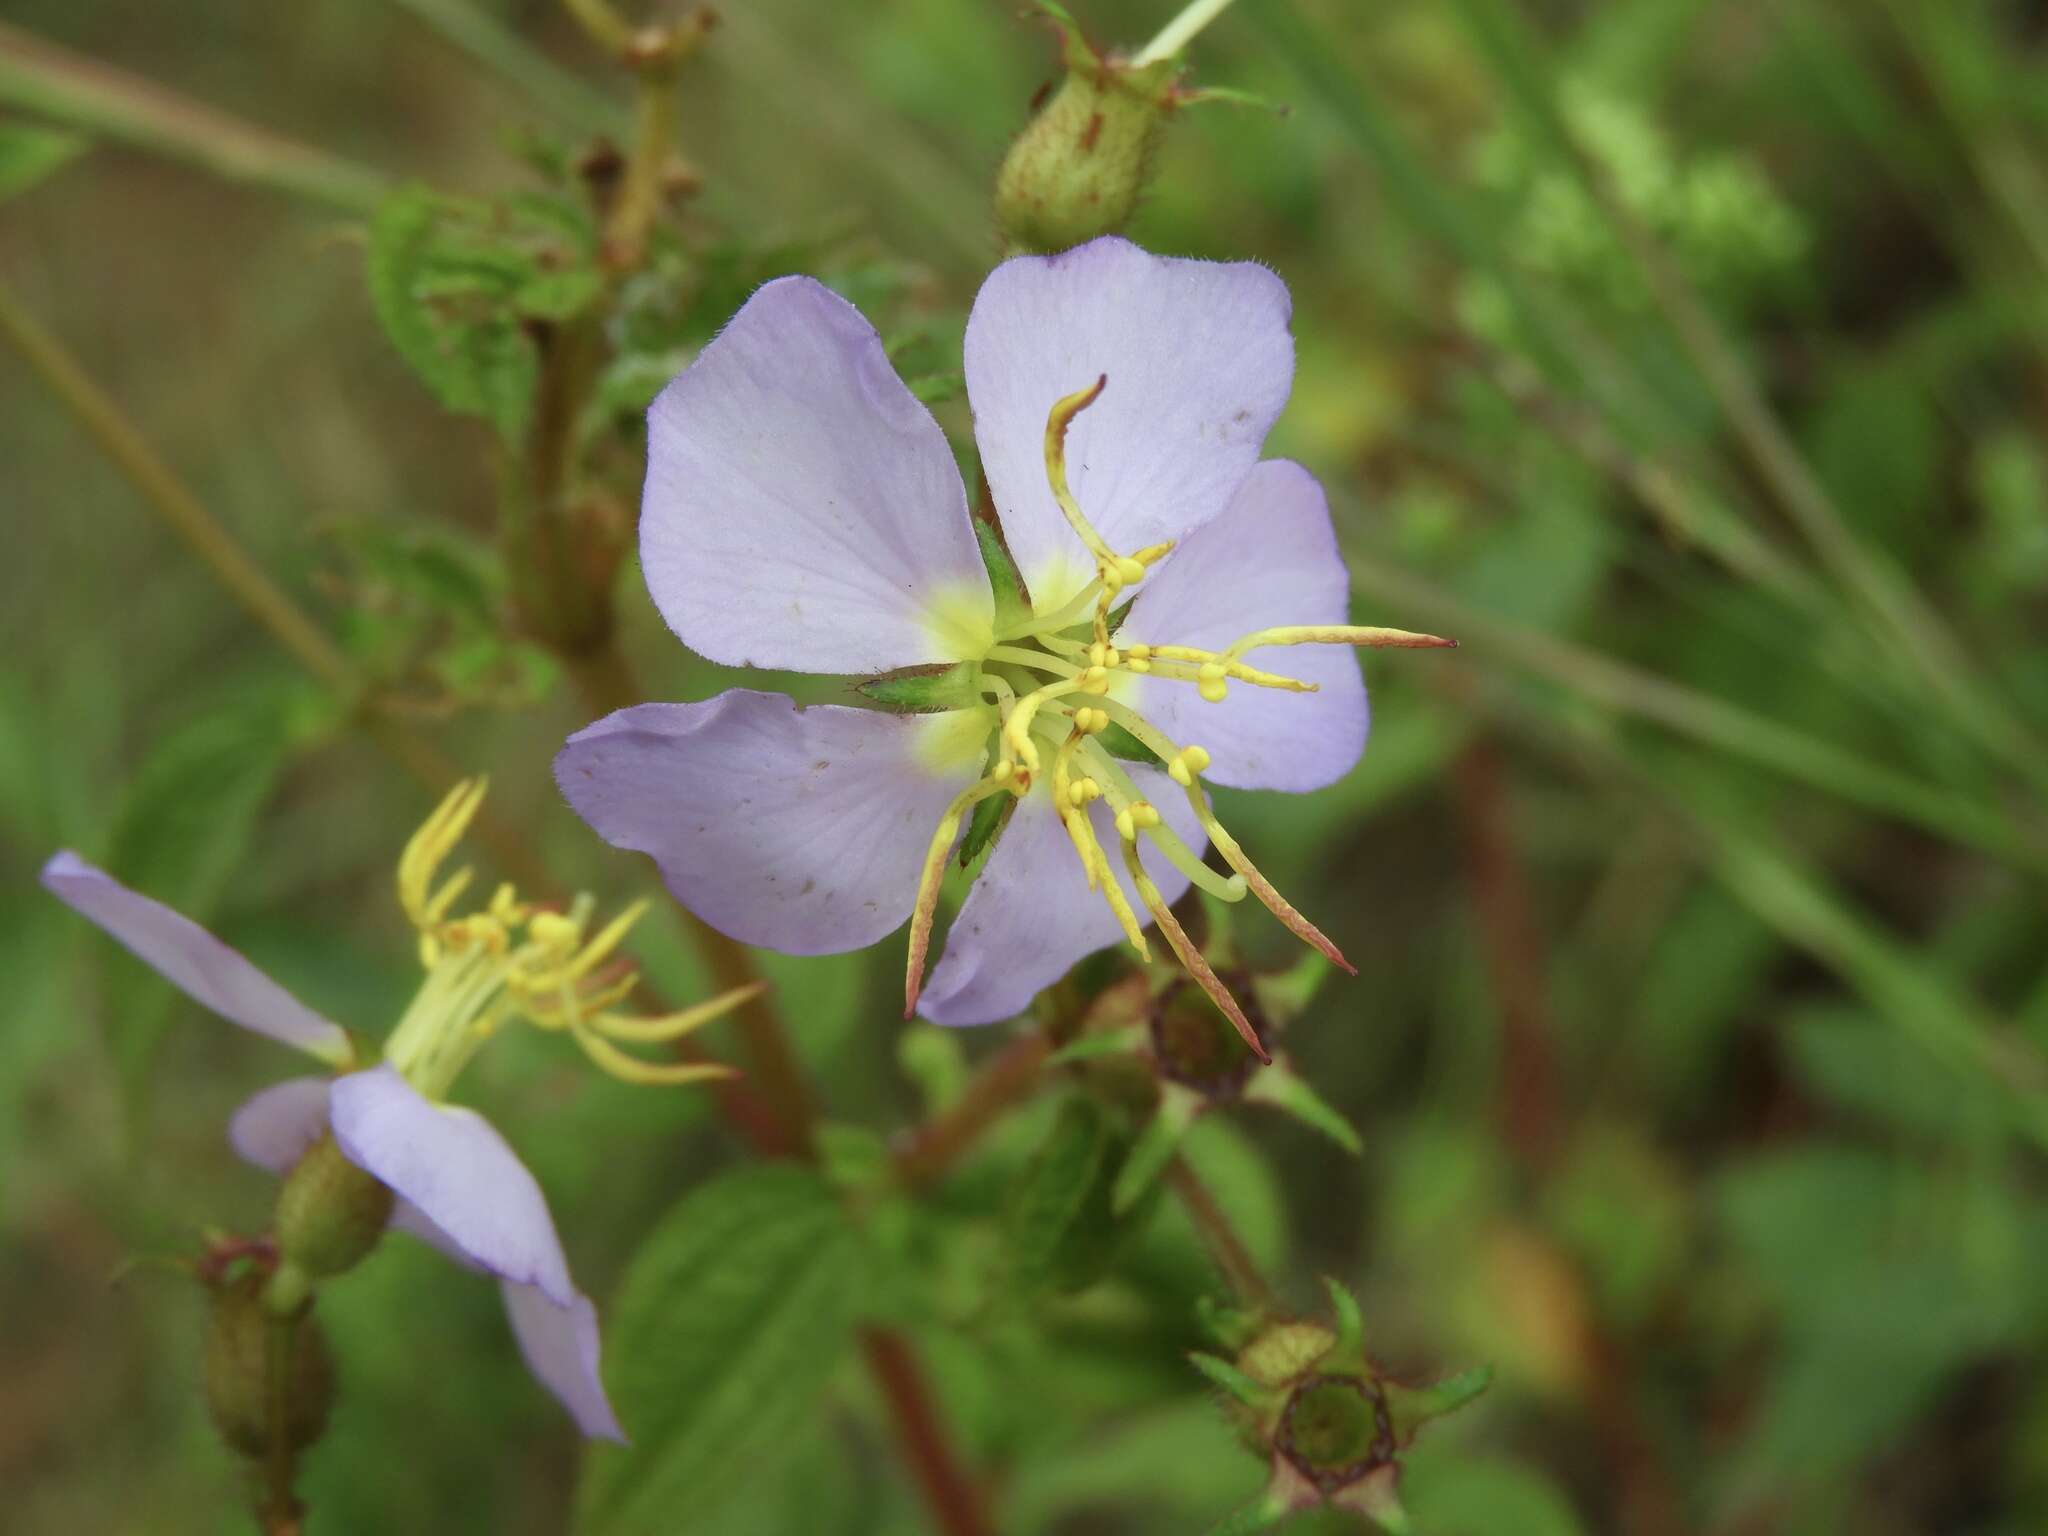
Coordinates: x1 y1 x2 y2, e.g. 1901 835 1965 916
1118 835 1270 1063
1185 784 1355 975
1221 624 1457 661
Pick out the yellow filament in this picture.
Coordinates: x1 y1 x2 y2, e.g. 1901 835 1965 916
905 776 1013 1016
588 983 768 1043
567 1017 739 1086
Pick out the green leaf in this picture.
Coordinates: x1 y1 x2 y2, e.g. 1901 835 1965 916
578 1167 869 1535
1114 1083 1202 1213
0 120 87 203
366 185 549 441
974 518 1032 631
855 663 982 713
1006 1095 1126 1297
1402 1447 1589 1536
98 689 296 1133
1244 1064 1363 1155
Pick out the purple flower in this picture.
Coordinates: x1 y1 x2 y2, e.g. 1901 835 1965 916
558 238 1447 1048
42 784 753 1441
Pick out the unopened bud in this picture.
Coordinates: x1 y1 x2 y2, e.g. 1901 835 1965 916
275 1133 393 1280
203 1270 334 1460
995 9 1181 253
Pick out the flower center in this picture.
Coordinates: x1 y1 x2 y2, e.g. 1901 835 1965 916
381 779 749 1097
901 380 1452 1049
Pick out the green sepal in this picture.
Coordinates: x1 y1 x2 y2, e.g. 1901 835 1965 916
1385 1364 1494 1441
958 789 1013 869
1244 1064 1364 1155
1112 1081 1203 1213
1323 1276 1366 1366
1207 1490 1291 1536
1044 1024 1147 1068
855 663 982 713
1177 85 1289 114
1250 950 1333 1025
1188 1350 1268 1408
1095 721 1162 765
974 518 1033 631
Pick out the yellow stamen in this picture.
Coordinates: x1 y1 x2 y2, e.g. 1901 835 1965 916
1184 782 1354 974
588 983 769 1043
567 1017 740 1086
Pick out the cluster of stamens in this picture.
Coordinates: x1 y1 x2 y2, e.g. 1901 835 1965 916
383 779 753 1096
903 377 1453 1057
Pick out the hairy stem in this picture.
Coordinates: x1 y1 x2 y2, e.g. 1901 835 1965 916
258 1312 303 1535
1166 1157 1278 1314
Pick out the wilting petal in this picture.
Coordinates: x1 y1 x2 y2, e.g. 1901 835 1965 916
228 1077 333 1172
642 277 991 674
501 1281 626 1442
557 690 986 956
1116 460 1367 792
41 852 351 1066
965 237 1294 612
328 1065 574 1308
918 768 1205 1026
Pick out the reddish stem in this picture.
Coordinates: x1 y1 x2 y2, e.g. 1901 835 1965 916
860 1328 996 1536
893 1032 1050 1188
1450 729 1561 1170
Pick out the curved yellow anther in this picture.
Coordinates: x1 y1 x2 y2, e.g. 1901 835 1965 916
1113 801 1161 843
1167 745 1211 786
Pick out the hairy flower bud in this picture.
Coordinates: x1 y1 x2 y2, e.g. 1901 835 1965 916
1197 1282 1492 1530
274 1133 394 1280
203 1271 334 1460
995 8 1180 254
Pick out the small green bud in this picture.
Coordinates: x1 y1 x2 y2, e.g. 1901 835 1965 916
275 1133 394 1279
995 6 1181 254
203 1271 334 1460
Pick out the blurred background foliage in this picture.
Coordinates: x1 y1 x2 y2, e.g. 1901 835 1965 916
3 0 2047 1532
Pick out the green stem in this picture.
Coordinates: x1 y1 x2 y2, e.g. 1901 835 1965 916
1341 537 2048 876
0 275 357 694
386 0 623 132
1166 1157 1277 1313
1133 0 1244 66
0 22 388 212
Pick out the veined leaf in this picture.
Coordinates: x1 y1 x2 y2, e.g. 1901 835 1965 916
578 1167 870 1535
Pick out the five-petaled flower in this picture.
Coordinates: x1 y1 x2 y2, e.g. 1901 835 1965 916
41 780 754 1441
557 237 1448 1051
